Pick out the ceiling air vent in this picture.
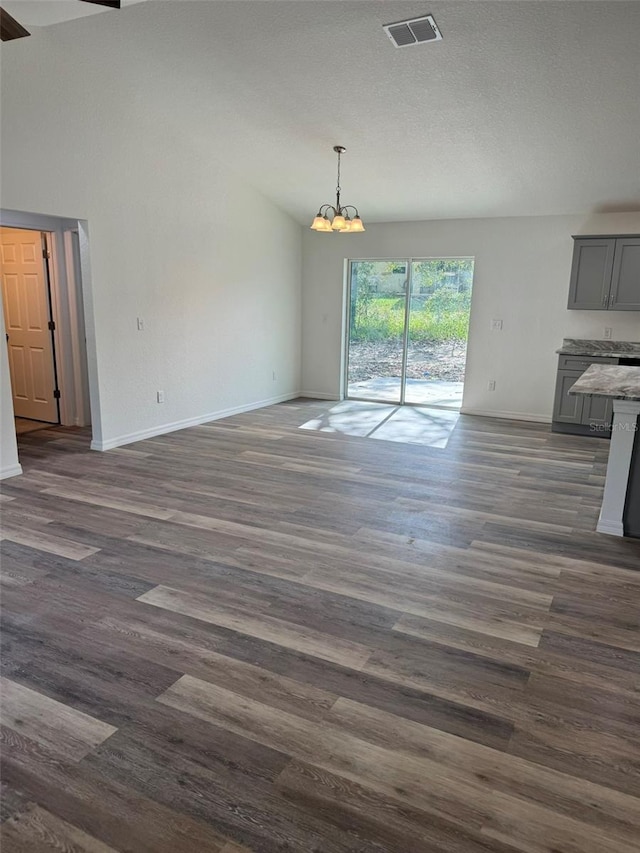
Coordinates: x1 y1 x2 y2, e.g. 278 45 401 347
383 14 442 48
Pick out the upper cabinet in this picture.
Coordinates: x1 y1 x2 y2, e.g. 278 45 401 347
568 235 640 310
610 237 640 310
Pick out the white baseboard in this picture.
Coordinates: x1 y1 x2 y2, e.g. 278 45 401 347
460 407 552 424
596 518 624 537
1 463 23 480
300 391 340 401
90 392 300 452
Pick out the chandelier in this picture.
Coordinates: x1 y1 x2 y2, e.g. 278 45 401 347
310 146 365 233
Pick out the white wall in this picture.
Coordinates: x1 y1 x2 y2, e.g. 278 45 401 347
1 30 302 454
302 213 640 421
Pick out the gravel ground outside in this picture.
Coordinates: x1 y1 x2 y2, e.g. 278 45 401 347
348 340 467 383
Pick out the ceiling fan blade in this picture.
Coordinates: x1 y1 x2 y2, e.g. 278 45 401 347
79 1 121 8
0 6 30 41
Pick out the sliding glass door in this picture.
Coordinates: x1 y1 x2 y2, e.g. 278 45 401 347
346 260 407 404
345 258 474 408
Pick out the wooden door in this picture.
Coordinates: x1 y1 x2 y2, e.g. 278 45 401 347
1 228 59 422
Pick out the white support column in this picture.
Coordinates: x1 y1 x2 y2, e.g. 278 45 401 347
597 399 640 536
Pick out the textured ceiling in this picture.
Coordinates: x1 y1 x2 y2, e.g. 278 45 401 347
2 1 639 223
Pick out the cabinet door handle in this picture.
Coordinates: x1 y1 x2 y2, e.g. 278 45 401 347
609 293 615 307
602 293 608 306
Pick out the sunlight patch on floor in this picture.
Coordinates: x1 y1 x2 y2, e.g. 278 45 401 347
300 401 460 449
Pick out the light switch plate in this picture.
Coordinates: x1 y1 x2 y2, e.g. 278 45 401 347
491 319 503 331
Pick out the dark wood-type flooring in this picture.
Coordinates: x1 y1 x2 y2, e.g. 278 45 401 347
1 399 639 852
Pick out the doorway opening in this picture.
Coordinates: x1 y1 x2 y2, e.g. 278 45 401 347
1 213 95 477
345 258 474 409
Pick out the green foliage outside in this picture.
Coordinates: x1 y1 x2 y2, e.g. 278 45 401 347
350 259 473 344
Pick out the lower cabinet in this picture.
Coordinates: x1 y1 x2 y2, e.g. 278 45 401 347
582 393 613 434
551 356 615 437
553 371 584 424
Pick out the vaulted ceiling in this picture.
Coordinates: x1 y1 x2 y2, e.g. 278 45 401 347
2 0 639 223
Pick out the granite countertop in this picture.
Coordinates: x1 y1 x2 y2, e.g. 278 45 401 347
556 338 640 359
569 365 640 401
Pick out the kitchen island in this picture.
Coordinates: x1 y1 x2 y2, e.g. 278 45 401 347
551 338 640 437
570 365 640 537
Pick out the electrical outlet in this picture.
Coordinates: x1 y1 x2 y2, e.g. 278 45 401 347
487 380 496 391
157 390 165 403
603 327 613 340
491 319 503 331
137 317 144 331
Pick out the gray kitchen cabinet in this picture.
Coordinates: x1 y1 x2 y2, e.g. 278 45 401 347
553 371 584 423
568 235 640 310
552 355 617 436
582 392 613 433
609 237 640 310
568 238 615 309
